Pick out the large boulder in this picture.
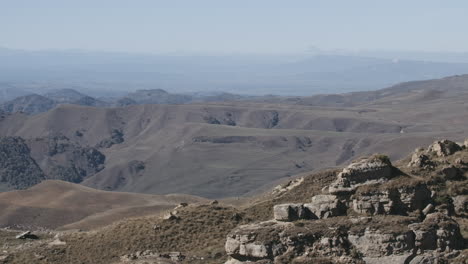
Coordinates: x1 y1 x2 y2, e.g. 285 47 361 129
273 203 305 221
352 184 431 215
408 152 432 168
304 195 346 219
328 155 394 194
409 213 464 252
427 140 462 157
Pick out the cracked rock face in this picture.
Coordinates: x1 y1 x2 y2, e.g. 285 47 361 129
348 229 415 257
225 221 293 261
304 194 347 219
328 156 394 194
409 213 464 252
408 152 432 168
428 140 462 157
352 189 397 215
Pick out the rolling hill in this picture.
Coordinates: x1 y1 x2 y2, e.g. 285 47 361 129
0 75 467 198
0 180 205 230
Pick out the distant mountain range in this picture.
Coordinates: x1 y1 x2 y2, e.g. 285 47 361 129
0 88 254 114
2 48 468 96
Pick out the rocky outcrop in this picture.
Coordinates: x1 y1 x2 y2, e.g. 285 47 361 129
408 151 432 168
224 143 468 264
428 140 462 157
304 194 346 219
225 221 293 261
352 183 431 216
352 189 397 215
225 213 465 264
328 155 394 194
409 213 464 252
348 229 415 258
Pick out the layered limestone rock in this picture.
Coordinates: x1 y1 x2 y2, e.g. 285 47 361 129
224 141 467 263
348 228 415 258
409 213 464 252
352 184 431 215
328 155 394 194
427 140 462 157
225 221 294 261
352 189 397 215
274 195 346 221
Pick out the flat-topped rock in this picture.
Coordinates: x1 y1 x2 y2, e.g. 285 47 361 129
328 155 394 194
273 203 305 221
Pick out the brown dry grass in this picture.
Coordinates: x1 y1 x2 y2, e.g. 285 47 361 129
4 204 248 264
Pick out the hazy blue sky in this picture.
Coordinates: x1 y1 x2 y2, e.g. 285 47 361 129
1 0 467 54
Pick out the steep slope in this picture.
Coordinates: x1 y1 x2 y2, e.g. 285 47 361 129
0 137 45 190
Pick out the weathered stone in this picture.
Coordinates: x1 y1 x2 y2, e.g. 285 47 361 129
225 221 292 261
452 195 468 216
273 203 305 221
408 153 432 168
409 213 464 251
397 184 432 212
427 140 462 157
352 184 431 216
352 189 397 215
304 195 346 219
329 155 394 194
348 229 415 257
